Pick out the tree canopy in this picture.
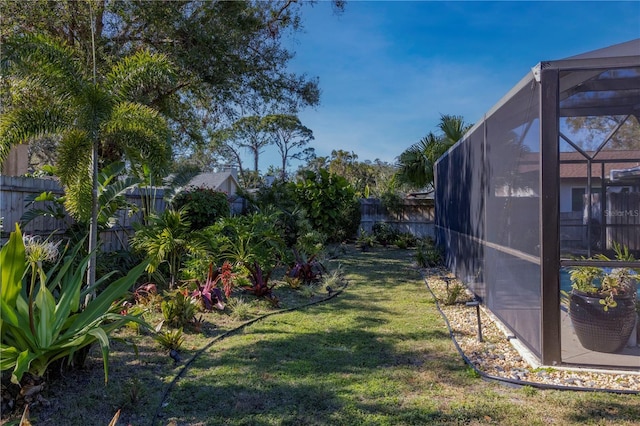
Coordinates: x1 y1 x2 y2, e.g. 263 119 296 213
0 0 338 162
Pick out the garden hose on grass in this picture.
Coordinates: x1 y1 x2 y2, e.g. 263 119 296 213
153 280 349 424
421 271 639 396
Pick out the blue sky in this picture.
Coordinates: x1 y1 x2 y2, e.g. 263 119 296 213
260 0 640 171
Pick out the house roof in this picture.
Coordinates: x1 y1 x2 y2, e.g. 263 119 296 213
512 150 640 180
559 150 640 179
188 171 239 191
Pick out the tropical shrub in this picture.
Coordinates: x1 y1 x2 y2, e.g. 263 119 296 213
444 282 465 305
285 249 326 288
415 240 444 267
394 233 418 249
380 190 404 217
154 328 184 351
97 249 146 285
295 229 327 256
132 282 162 310
240 179 330 250
227 297 252 321
292 169 360 243
190 262 235 311
356 229 376 251
172 187 230 230
208 213 285 303
372 222 399 247
131 208 206 289
160 288 198 329
241 179 297 214
0 225 148 385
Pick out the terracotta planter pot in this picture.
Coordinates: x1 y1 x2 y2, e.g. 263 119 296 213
569 289 636 353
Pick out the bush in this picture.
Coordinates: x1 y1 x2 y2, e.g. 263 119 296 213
172 187 230 230
356 229 376 251
240 183 327 249
372 222 399 247
444 282 465 305
1 225 149 385
207 213 286 303
97 249 145 283
394 233 417 249
161 288 198 328
415 240 444 267
292 169 360 243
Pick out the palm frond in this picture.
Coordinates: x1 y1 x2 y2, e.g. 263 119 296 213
98 173 142 228
106 50 178 104
75 85 115 132
0 104 70 164
162 169 201 204
438 114 471 145
98 162 128 188
3 34 86 97
105 102 171 178
55 130 93 222
64 174 94 223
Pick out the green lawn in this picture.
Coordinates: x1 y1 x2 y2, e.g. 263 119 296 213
158 247 640 425
9 246 640 425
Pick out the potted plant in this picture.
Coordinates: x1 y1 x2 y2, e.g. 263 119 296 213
566 245 638 353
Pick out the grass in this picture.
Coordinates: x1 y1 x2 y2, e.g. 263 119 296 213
3 246 640 425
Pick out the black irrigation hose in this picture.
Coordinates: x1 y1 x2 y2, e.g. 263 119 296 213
152 282 349 424
420 270 639 396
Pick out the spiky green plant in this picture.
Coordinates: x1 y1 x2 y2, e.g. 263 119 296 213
154 328 185 351
0 225 149 385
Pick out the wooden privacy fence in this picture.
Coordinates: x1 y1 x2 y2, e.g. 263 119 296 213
360 198 435 238
560 192 640 252
1 176 436 250
607 192 640 251
1 175 70 240
0 175 167 251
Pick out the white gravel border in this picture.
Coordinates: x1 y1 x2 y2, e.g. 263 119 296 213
422 266 640 392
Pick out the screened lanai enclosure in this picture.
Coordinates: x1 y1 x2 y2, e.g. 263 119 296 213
435 39 640 369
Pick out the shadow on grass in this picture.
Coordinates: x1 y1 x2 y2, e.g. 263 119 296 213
28 336 176 425
152 247 480 424
159 296 469 424
566 398 640 424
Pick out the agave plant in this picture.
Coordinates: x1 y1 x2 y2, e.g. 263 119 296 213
0 225 149 385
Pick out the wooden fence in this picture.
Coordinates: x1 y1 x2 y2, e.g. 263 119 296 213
359 198 435 238
1 176 436 250
607 192 640 251
560 192 640 252
1 175 71 240
0 175 167 251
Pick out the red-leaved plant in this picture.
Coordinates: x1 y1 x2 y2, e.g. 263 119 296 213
192 262 235 311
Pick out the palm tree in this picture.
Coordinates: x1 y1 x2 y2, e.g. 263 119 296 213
0 33 176 289
438 114 472 146
396 132 439 190
130 208 205 290
396 114 472 190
